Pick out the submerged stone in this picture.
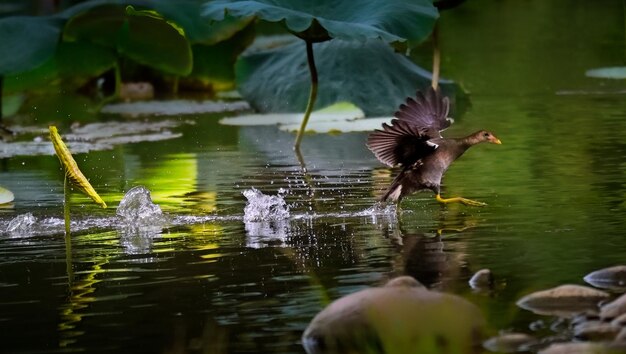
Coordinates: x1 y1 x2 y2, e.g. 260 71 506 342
573 321 620 341
539 342 626 354
469 269 494 290
600 293 626 321
584 266 626 291
302 276 485 354
516 285 609 317
483 332 537 353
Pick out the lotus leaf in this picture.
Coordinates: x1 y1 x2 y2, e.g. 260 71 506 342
236 39 460 116
64 5 192 76
0 16 61 75
202 0 438 44
59 0 253 45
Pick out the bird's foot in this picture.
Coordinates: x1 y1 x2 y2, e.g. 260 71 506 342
436 194 486 207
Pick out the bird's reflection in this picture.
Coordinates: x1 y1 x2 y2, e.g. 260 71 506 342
383 213 480 290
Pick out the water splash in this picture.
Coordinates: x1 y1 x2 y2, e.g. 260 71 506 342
116 186 167 226
6 213 36 235
242 188 290 222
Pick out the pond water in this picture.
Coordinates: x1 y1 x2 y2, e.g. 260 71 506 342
1 1 626 353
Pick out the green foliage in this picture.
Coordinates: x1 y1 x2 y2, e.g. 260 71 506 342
64 5 192 76
0 16 61 75
186 23 255 90
236 39 462 116
202 0 439 45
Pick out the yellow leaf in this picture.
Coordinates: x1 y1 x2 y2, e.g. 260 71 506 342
49 126 107 208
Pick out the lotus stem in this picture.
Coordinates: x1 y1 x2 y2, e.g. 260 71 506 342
431 23 440 90
63 173 71 236
0 76 3 124
294 40 319 151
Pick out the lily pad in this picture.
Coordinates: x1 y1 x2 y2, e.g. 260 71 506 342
586 67 626 80
101 99 250 116
0 120 192 158
516 284 610 317
220 102 364 126
278 117 392 134
235 38 461 116
202 0 438 44
0 186 15 204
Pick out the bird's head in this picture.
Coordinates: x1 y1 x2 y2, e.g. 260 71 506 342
475 130 502 145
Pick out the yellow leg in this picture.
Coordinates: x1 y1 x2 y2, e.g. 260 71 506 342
436 194 486 207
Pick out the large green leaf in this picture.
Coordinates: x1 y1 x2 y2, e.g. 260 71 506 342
184 22 255 90
202 0 438 44
236 39 461 116
58 0 253 45
64 5 192 76
4 40 117 94
0 16 61 75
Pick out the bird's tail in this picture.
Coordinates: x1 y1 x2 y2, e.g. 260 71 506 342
380 172 406 202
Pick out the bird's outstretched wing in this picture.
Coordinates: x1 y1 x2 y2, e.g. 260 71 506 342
367 119 437 167
394 86 452 138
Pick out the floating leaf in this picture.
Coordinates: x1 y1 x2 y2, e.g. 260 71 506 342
101 99 249 116
236 39 462 116
202 0 438 45
220 102 364 126
49 126 107 208
0 16 61 75
0 186 15 204
586 67 626 80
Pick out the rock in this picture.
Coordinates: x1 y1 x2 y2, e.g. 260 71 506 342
120 82 154 101
611 313 626 327
483 333 537 353
573 321 620 341
302 276 485 354
616 327 626 342
469 269 494 290
601 293 626 320
539 342 626 354
516 285 609 317
584 266 626 291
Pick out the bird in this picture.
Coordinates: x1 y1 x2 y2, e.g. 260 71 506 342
367 87 501 206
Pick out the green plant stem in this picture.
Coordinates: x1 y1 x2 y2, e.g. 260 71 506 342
64 174 71 236
294 40 318 151
0 75 3 123
431 23 440 89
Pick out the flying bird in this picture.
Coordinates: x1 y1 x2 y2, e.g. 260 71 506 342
367 87 501 206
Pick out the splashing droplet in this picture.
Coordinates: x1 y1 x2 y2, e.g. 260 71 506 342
242 188 290 222
117 186 166 226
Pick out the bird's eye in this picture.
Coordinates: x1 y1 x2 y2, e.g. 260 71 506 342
483 132 490 137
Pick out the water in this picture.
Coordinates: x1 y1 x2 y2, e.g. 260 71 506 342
1 0 625 353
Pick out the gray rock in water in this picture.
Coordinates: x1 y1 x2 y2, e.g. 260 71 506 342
611 313 626 327
616 327 626 342
600 293 626 321
302 276 485 354
573 320 620 341
483 333 537 353
516 285 609 318
584 266 626 291
539 342 626 354
469 269 494 290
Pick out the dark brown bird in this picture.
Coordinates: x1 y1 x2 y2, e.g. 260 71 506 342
367 87 501 206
